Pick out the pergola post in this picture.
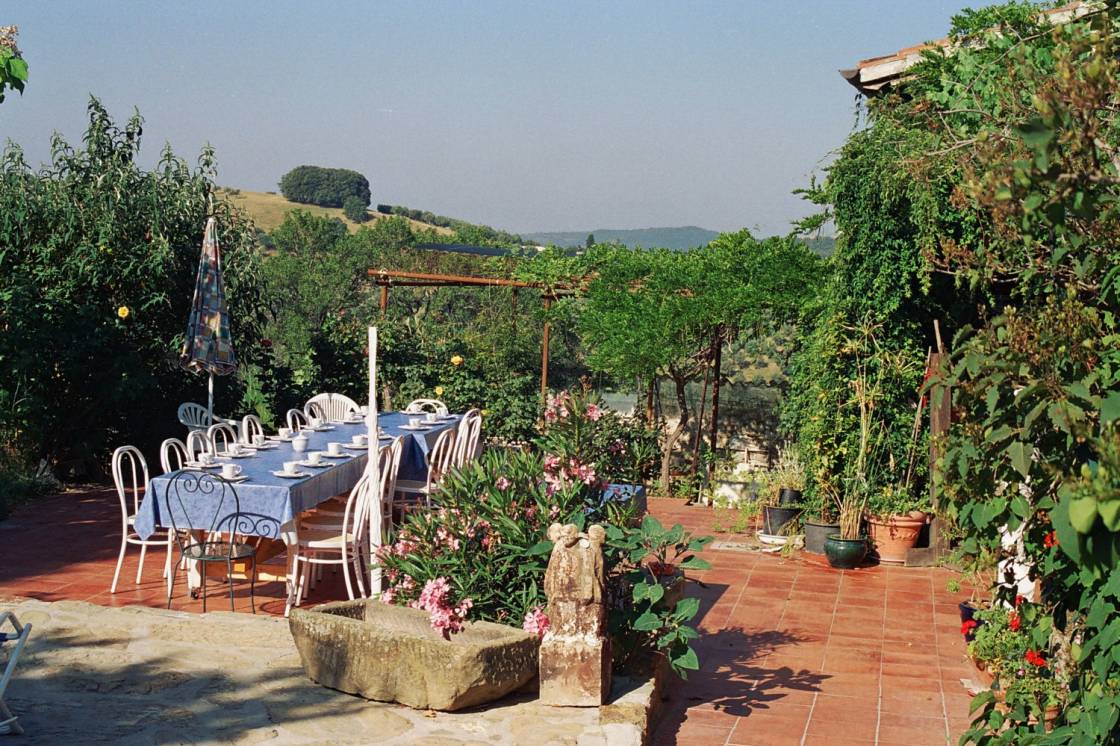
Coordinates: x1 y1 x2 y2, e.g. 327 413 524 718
379 283 389 314
707 324 723 474
540 295 553 399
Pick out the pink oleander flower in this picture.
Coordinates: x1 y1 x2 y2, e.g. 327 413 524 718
543 454 561 472
380 587 396 605
558 407 569 419
549 505 561 520
522 606 551 638
608 439 625 455
524 505 538 521
496 476 511 490
435 526 461 551
586 403 602 421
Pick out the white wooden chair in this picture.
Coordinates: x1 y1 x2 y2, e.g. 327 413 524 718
159 438 190 474
178 402 211 432
241 414 265 444
312 438 402 529
206 423 238 456
287 408 311 432
304 393 361 423
405 398 449 415
185 430 210 461
110 446 172 594
0 611 30 736
453 409 483 468
395 428 457 508
289 457 386 610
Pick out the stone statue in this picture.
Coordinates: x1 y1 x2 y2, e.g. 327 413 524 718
539 522 611 706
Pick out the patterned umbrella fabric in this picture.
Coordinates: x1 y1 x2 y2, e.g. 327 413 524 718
180 217 237 381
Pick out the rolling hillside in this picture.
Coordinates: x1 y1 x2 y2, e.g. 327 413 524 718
524 226 720 250
220 189 453 235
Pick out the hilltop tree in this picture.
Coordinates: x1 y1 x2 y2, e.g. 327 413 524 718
279 165 371 208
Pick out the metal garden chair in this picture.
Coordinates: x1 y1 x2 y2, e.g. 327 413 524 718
162 471 277 613
0 611 31 735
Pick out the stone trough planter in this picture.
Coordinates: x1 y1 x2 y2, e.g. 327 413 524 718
289 599 540 712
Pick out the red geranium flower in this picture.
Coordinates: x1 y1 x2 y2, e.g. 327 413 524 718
1044 531 1058 548
1025 650 1047 667
961 619 978 636
1015 594 1025 607
1009 612 1021 632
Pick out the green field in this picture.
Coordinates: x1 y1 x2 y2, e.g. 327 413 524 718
220 188 452 235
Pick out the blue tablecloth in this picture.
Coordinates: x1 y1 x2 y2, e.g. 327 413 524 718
135 412 460 539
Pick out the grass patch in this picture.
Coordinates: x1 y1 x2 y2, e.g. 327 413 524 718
220 188 454 235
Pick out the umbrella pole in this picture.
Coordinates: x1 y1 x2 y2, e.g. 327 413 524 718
368 326 382 596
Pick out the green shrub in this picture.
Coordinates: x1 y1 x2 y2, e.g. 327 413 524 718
278 165 370 208
342 195 369 223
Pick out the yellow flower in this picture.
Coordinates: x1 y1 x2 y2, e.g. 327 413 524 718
434 385 445 396
481 409 490 417
450 354 464 367
117 305 130 319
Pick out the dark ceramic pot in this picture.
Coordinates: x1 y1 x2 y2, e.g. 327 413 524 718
804 520 841 554
778 488 803 507
823 534 868 569
958 601 984 642
763 505 801 535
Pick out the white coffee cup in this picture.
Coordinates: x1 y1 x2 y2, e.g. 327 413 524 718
221 463 241 480
278 426 291 439
253 434 265 447
352 434 366 446
306 451 322 465
424 412 437 423
292 434 308 453
409 417 421 427
228 443 242 457
310 416 322 429
198 451 214 466
327 442 343 456
282 460 299 475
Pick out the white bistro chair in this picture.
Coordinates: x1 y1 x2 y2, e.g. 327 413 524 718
305 393 361 423
241 414 265 444
453 409 483 468
405 398 449 416
0 611 31 736
287 408 311 432
395 428 457 508
110 446 173 594
159 438 190 474
185 430 210 461
206 422 238 456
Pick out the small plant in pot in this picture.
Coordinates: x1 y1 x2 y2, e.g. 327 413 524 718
611 515 712 611
866 483 929 564
759 469 802 540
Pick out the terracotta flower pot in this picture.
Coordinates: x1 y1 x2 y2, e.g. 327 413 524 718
868 511 927 564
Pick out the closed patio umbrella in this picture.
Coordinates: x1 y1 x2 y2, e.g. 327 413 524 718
180 216 237 422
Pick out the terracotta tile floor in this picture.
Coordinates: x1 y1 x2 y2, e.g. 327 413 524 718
648 498 976 746
0 490 977 744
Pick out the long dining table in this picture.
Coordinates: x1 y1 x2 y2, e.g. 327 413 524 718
134 411 461 608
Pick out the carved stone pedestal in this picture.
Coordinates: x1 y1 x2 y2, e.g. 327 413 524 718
539 632 610 706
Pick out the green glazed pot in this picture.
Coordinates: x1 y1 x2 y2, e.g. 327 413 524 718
823 534 868 569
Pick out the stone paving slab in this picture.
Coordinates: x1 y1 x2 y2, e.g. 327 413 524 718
0 598 641 745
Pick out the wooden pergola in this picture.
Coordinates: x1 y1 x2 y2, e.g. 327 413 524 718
366 268 577 398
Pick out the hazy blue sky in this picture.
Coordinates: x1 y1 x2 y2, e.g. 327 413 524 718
4 1 979 235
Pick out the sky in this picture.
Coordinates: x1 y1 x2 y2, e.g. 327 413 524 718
3 1 981 236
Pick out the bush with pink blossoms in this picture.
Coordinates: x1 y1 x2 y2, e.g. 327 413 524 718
375 449 590 629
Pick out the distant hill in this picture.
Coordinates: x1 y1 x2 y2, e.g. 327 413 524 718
803 236 835 257
221 189 453 235
524 226 720 251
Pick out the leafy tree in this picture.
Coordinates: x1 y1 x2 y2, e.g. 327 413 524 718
278 165 371 208
0 25 27 103
0 98 266 471
342 195 369 223
585 233 595 249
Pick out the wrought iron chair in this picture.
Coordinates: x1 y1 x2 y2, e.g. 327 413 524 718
162 471 278 613
0 612 30 735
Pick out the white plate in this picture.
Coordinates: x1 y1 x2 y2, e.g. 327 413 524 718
321 452 352 459
297 460 330 468
342 443 369 450
220 451 254 459
184 462 220 470
399 425 431 431
344 417 365 424
271 470 311 479
311 425 335 432
268 435 294 443
218 474 251 483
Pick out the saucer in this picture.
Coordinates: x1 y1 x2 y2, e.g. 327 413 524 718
184 461 220 470
268 435 294 442
399 425 431 431
272 470 310 479
220 451 254 459
297 460 330 468
342 443 368 450
217 474 250 483
321 452 352 459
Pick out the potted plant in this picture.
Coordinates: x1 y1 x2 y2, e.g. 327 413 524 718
866 483 929 564
760 469 802 538
612 515 712 610
774 446 805 506
802 488 841 555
